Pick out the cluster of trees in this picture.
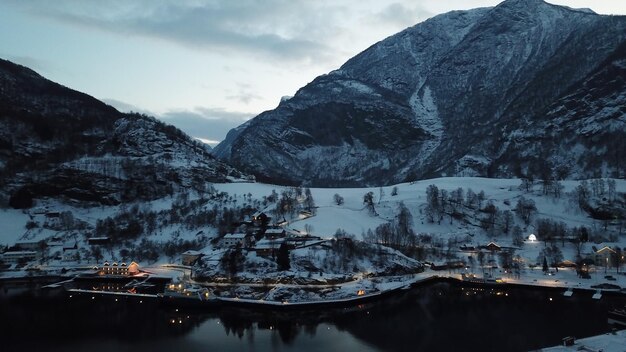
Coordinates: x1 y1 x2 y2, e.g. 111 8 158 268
537 245 564 270
514 196 537 225
333 193 344 205
220 247 245 279
422 184 537 239
517 160 569 197
572 178 619 210
535 218 568 244
273 187 316 221
365 202 416 247
94 190 256 245
363 191 376 215
424 185 486 224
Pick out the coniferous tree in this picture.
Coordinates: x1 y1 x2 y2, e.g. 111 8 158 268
276 243 290 271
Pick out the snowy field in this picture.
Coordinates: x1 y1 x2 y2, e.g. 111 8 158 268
0 177 624 278
216 177 626 268
541 329 626 352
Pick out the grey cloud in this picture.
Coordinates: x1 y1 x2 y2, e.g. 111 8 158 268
373 2 433 28
226 92 262 105
101 97 250 144
160 107 252 144
102 98 154 115
226 83 263 105
12 0 337 63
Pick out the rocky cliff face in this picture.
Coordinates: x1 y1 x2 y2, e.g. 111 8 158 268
214 0 626 186
0 59 247 207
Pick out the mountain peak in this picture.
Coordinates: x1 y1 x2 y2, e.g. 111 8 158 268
216 2 626 186
498 0 546 7
493 0 552 14
495 0 596 15
0 58 248 207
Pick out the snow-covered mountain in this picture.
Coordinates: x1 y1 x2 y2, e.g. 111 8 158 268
0 59 247 208
214 0 626 186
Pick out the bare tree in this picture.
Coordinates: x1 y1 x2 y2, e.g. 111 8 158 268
515 196 537 225
363 192 376 215
333 193 344 206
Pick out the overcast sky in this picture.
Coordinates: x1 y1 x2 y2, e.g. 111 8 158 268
1 0 625 145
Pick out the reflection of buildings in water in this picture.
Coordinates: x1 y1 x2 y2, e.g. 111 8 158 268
90 282 125 292
215 309 338 345
165 312 208 335
2 295 207 344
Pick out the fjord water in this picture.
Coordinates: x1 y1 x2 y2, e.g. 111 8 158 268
1 282 622 352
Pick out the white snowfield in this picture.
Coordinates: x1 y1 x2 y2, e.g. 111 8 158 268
540 329 626 352
1 177 625 291
215 176 624 240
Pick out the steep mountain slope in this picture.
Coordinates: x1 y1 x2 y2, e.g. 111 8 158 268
0 59 246 207
215 0 626 186
496 39 626 178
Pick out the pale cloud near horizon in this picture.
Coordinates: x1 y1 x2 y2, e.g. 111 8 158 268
104 97 251 145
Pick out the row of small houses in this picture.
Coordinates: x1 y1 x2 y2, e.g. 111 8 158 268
0 239 82 265
459 241 625 269
180 231 327 266
221 230 326 257
222 227 288 247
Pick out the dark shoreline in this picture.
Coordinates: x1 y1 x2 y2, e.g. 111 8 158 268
2 273 624 311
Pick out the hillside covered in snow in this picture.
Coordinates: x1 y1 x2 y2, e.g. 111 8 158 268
215 0 626 186
0 58 248 209
1 177 624 289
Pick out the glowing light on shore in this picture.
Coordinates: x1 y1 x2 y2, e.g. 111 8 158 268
528 234 537 242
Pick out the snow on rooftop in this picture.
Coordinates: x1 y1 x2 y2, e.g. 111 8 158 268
255 238 285 249
224 233 247 239
541 329 626 352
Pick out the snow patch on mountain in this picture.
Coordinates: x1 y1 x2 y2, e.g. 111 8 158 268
409 85 443 167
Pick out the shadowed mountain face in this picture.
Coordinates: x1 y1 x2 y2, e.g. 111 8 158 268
214 0 626 186
0 59 247 207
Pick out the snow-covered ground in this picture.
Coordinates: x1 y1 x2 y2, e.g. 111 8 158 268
216 177 626 269
1 177 625 292
540 329 626 352
0 209 31 245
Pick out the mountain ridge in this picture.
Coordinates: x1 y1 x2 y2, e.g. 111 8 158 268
0 58 248 208
214 0 626 186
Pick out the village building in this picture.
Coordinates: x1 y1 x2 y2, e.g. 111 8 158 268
285 235 323 248
181 250 204 266
14 240 42 251
97 261 140 276
44 211 61 227
1 250 38 264
62 241 79 262
485 242 501 251
264 228 286 239
254 238 286 258
222 233 251 248
251 211 270 226
87 237 111 246
592 245 617 268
